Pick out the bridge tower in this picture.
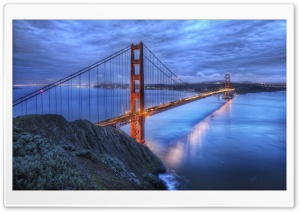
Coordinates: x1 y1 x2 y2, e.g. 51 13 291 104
224 73 231 99
130 42 145 144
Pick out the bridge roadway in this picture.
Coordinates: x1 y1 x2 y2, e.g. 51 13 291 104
95 88 235 127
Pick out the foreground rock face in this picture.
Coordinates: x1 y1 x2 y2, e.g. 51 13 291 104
13 115 166 190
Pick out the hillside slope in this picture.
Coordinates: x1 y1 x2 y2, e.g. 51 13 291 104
13 115 167 190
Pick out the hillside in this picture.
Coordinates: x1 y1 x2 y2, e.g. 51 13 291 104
13 115 167 190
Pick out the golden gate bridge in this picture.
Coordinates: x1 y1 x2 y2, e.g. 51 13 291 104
13 42 234 144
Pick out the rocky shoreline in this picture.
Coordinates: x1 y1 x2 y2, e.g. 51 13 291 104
13 114 167 190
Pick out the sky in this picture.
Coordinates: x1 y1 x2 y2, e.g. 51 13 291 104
13 20 286 84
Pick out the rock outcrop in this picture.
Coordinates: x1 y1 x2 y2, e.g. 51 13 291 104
13 115 167 190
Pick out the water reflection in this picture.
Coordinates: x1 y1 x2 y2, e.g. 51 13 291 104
162 99 233 168
148 93 286 190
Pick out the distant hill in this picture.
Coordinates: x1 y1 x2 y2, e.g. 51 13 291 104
13 115 167 190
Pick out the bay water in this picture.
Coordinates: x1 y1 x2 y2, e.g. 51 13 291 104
13 87 286 190
123 91 286 190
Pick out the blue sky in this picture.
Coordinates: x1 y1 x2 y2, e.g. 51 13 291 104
13 20 286 84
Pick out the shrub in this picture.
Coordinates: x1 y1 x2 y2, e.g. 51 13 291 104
62 144 77 152
13 129 99 190
74 149 98 161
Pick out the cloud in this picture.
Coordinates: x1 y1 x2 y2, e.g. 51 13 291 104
13 20 286 84
178 73 223 83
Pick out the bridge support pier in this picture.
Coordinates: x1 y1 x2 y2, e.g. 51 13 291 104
130 42 145 144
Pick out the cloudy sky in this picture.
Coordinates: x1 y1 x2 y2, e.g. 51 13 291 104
13 20 286 84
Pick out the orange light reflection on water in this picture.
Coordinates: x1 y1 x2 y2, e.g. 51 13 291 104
162 98 234 168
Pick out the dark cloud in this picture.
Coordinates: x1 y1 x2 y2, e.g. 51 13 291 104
13 20 286 84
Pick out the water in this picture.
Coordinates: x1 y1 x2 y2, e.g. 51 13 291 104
13 86 132 122
13 86 196 123
123 91 286 190
13 87 286 190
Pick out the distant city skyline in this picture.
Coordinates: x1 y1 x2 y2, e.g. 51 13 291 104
13 20 286 85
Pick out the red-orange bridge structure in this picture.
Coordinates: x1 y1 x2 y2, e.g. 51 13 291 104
13 42 235 144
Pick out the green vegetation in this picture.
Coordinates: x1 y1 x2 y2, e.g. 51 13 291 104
13 128 100 190
13 114 41 123
74 149 98 162
13 115 167 190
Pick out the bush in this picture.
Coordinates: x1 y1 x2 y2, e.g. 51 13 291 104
13 129 99 190
62 144 77 152
74 149 98 161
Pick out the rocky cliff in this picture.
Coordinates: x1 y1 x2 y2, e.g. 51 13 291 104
13 114 167 190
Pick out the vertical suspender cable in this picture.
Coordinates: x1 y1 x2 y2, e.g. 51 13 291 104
151 53 153 107
119 55 121 115
119 54 121 115
79 74 81 119
117 56 119 116
41 92 43 114
121 53 123 115
97 65 99 122
55 86 57 114
127 50 129 112
159 61 161 105
164 66 166 104
111 60 113 118
71 78 73 120
35 92 37 114
60 83 62 115
21 101 23 116
110 60 112 118
104 62 106 119
67 80 70 120
49 89 51 113
164 67 166 104
89 69 91 121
